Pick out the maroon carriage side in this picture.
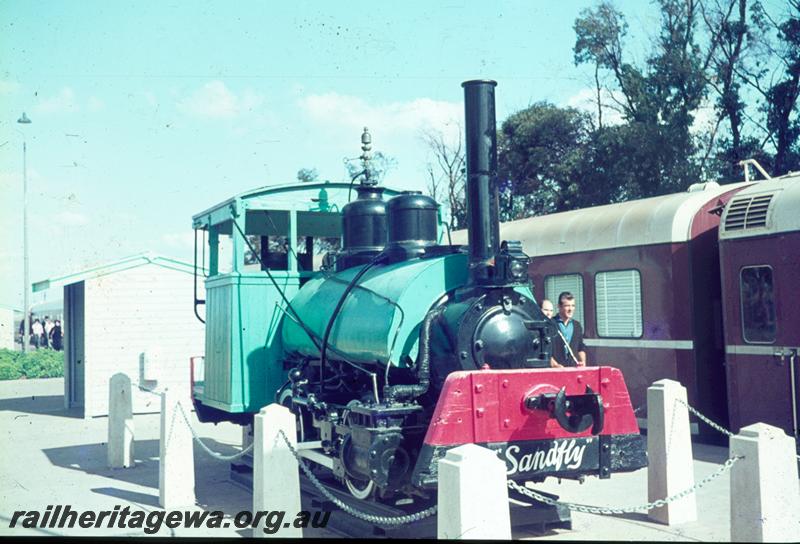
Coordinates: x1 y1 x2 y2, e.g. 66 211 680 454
719 173 800 440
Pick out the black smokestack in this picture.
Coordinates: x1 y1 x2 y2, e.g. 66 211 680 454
462 79 500 284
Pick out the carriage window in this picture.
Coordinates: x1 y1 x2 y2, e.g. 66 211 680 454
595 269 643 338
544 274 584 325
740 266 776 344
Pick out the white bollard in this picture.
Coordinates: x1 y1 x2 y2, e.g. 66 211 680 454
730 423 800 542
107 373 134 468
647 379 697 525
159 388 196 508
252 404 302 538
437 443 511 540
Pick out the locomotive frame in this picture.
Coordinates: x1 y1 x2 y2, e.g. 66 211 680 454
189 80 647 504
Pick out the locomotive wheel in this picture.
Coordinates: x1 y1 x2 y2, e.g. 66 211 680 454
345 475 375 500
278 385 307 443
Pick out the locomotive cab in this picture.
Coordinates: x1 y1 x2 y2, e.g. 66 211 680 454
189 181 403 423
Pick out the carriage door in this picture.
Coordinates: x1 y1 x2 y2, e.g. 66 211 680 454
769 257 800 442
739 265 798 440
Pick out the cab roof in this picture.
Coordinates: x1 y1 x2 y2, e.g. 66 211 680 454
191 181 403 229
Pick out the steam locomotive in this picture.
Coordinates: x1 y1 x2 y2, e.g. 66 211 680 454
190 80 646 503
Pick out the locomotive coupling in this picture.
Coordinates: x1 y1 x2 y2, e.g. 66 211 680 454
525 386 605 435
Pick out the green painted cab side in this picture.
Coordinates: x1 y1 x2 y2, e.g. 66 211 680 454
282 252 469 367
199 273 298 413
192 180 454 414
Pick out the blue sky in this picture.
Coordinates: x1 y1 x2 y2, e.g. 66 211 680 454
0 0 771 308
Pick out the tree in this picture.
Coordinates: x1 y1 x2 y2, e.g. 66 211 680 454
752 0 800 175
700 0 752 178
497 102 594 217
420 127 467 229
574 0 709 195
343 151 397 185
296 168 319 183
573 1 640 122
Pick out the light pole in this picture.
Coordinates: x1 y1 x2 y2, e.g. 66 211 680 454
18 112 31 352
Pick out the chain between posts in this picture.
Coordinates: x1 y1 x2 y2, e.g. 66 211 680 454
137 379 437 525
134 382 254 462
508 456 741 515
675 398 800 461
273 399 745 523
277 429 439 527
175 401 255 461
675 398 735 438
137 381 797 523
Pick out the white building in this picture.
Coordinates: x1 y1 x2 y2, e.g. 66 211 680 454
0 304 20 350
33 254 206 417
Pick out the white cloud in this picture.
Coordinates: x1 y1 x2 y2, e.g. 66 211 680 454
177 81 264 119
0 80 20 95
161 231 195 250
565 88 626 126
87 96 106 112
298 93 462 141
34 87 80 114
143 91 157 107
54 211 90 226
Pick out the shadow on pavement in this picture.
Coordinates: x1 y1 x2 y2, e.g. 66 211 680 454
92 487 160 508
0 395 83 419
0 514 63 536
592 511 651 522
691 443 730 464
42 438 247 490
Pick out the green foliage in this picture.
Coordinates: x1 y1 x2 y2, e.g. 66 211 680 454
747 1 800 175
490 0 798 221
0 361 23 380
344 151 397 185
296 167 319 183
0 348 17 367
572 0 705 197
497 103 593 216
0 348 64 380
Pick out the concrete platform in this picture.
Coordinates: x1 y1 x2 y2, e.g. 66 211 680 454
0 378 781 540
0 378 335 537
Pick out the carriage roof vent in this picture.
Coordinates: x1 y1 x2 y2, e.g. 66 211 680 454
723 193 775 231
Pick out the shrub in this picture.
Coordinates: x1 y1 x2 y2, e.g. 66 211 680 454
0 348 64 380
0 360 23 380
20 350 65 378
0 348 18 367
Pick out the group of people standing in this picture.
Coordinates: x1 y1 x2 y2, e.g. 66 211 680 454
20 315 63 351
540 292 587 368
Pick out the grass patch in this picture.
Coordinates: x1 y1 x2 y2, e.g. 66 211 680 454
0 348 64 380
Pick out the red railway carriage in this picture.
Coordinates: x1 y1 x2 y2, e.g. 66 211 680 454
456 181 753 441
719 172 800 440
